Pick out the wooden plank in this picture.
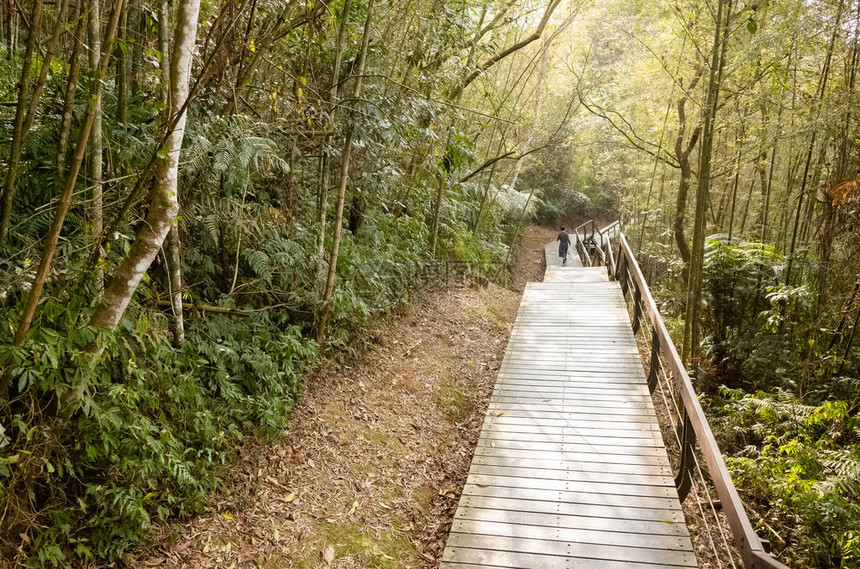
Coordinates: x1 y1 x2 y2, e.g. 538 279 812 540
467 464 676 488
477 430 665 448
480 421 664 438
479 426 665 443
475 438 667 456
453 504 689 537
461 483 681 510
457 494 685 523
493 376 651 388
471 446 671 467
484 413 660 428
487 402 657 415
464 473 678 497
491 392 654 403
451 518 692 550
492 379 652 391
440 552 691 569
485 402 655 414
445 533 697 566
470 455 674 477
483 409 657 422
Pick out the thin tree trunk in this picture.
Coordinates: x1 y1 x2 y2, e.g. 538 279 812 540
507 50 546 193
316 0 374 343
316 0 351 259
158 0 169 99
817 5 859 314
785 0 843 285
684 0 729 362
6 0 123 383
0 0 44 244
159 0 183 345
727 133 743 240
738 176 755 235
428 129 452 256
761 105 783 245
57 0 86 176
115 0 128 124
672 68 703 266
472 131 506 234
2 0 74 210
89 0 202 332
88 0 104 286
165 224 184 345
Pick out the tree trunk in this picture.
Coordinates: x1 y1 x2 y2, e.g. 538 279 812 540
165 224 184 345
157 0 183 344
316 0 352 259
785 0 843 285
317 0 374 343
6 0 124 380
684 0 729 362
57 0 86 176
89 0 202 332
115 0 128 124
88 0 104 286
672 68 703 266
2 0 73 232
0 0 44 244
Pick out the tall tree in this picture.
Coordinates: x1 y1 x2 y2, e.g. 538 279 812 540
89 0 202 331
317 0 374 342
684 0 731 361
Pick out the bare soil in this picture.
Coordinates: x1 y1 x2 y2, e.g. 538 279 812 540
509 225 555 292
122 232 546 568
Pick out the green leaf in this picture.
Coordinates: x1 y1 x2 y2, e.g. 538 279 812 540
747 19 757 34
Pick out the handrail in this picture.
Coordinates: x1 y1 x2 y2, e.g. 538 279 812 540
607 231 788 569
572 220 624 267
573 219 604 266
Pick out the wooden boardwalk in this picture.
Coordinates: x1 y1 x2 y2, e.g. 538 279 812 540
439 245 696 568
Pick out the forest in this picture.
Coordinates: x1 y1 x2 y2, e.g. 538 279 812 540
0 0 858 564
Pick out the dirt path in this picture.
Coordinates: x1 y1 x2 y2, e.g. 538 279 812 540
125 231 556 568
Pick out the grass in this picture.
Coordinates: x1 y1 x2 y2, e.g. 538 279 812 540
436 378 472 423
287 519 419 568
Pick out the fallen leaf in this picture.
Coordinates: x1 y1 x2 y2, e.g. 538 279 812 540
221 513 234 520
348 499 359 515
284 492 296 503
324 545 336 563
475 483 487 488
379 501 392 510
496 412 504 416
273 528 280 542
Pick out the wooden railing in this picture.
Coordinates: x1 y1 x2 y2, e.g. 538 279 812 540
573 219 621 269
588 225 789 569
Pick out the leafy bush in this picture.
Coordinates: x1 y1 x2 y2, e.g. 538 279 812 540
0 298 316 564
700 236 787 387
711 388 860 568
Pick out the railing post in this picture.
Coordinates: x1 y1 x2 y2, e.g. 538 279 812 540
647 329 660 393
631 286 643 334
617 254 629 298
675 410 696 501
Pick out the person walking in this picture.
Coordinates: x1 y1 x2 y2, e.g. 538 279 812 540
558 226 571 265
